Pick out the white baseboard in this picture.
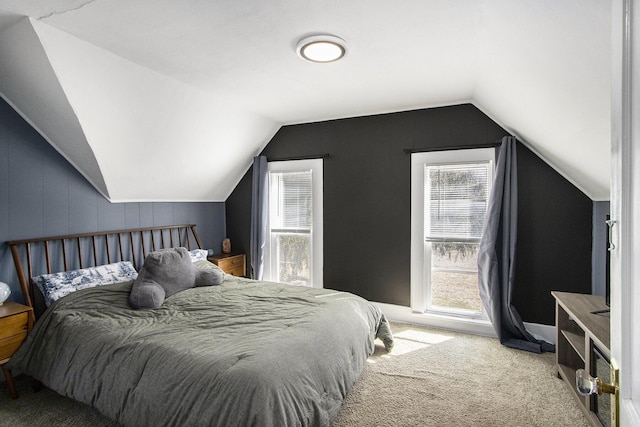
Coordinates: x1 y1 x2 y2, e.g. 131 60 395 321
523 321 556 345
374 302 556 345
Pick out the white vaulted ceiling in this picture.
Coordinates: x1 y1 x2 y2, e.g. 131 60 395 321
0 0 611 201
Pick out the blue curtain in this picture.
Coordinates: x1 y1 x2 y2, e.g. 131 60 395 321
250 156 268 280
478 136 554 353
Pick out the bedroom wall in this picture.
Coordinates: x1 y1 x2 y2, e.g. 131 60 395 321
226 104 594 326
0 98 226 305
591 200 611 297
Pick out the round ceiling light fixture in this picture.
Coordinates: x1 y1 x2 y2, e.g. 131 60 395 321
296 35 347 63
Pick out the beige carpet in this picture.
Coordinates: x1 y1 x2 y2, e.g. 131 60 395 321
334 322 589 426
0 322 589 426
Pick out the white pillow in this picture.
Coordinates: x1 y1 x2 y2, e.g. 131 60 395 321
32 261 138 307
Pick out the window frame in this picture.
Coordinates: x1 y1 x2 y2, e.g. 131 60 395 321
410 147 495 317
264 158 323 288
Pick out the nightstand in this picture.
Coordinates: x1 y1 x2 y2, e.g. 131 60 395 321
207 253 246 277
0 302 34 399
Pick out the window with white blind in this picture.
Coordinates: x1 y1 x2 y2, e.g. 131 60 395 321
411 148 494 317
264 159 323 288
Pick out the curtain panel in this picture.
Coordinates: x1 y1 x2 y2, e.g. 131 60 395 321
250 156 268 280
478 136 554 353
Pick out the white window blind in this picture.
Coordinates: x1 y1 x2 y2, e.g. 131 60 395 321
424 163 491 241
270 171 312 233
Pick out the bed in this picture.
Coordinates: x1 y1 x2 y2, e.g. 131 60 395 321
7 224 393 427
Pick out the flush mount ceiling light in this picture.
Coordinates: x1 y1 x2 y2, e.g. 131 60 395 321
296 35 347 63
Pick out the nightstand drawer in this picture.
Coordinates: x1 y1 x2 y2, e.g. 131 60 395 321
225 266 246 277
0 302 34 399
0 332 28 361
217 257 243 270
208 254 246 277
0 312 29 339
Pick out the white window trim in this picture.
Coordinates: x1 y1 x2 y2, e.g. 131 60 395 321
410 147 495 316
264 159 323 288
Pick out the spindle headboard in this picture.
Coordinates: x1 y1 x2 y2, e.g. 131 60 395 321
7 224 203 310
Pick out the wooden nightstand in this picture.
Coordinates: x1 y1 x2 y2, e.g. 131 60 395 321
207 253 246 277
0 302 34 399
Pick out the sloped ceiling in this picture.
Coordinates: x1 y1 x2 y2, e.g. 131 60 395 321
0 0 611 201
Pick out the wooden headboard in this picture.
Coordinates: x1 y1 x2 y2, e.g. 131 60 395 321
7 224 203 309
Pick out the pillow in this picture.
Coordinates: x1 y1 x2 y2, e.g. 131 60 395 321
195 269 223 287
129 247 196 309
129 279 166 309
192 259 225 287
192 259 225 274
32 261 138 307
188 249 208 262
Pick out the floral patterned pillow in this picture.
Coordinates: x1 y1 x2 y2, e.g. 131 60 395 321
188 249 208 262
32 261 138 307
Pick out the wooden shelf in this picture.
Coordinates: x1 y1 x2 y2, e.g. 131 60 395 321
557 363 588 407
561 329 586 362
557 362 575 384
552 291 610 427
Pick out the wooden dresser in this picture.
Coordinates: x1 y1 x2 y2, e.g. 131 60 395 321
208 253 246 277
0 301 34 399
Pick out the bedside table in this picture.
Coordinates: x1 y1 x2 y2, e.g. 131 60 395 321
0 302 34 399
207 253 246 277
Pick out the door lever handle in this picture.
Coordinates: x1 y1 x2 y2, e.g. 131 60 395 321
606 219 617 251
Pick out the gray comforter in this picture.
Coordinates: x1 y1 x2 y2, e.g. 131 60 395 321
9 276 393 426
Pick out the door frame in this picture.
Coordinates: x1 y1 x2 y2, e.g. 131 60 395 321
611 0 640 424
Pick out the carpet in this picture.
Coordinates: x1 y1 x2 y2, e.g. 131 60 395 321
334 322 589 426
0 322 589 426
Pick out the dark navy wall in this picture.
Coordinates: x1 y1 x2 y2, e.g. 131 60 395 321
226 104 594 326
591 201 611 297
0 98 226 304
513 141 593 323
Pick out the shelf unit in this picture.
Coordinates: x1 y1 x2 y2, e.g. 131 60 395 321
552 291 610 427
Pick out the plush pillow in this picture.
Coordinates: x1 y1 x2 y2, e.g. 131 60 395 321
130 247 196 309
188 249 208 262
129 279 166 309
192 259 225 274
32 261 138 307
192 259 225 287
195 269 222 287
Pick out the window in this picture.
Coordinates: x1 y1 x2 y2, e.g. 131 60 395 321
411 148 494 317
264 159 323 288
